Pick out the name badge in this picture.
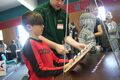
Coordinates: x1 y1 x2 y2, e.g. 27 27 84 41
57 24 64 29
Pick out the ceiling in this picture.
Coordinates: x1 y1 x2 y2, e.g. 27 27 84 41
0 0 46 12
0 0 120 12
0 0 21 12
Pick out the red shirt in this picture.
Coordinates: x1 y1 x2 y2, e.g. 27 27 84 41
22 38 69 80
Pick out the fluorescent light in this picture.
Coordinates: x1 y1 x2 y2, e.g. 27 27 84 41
17 0 34 11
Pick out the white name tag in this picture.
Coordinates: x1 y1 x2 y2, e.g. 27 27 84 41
57 24 64 29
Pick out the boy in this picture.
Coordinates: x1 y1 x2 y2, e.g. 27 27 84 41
22 11 72 80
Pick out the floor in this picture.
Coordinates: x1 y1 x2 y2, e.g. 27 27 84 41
0 63 28 80
0 51 120 80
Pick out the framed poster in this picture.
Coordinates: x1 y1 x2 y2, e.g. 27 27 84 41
0 30 3 40
0 60 6 76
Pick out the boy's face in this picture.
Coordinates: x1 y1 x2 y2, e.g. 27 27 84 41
50 0 64 10
30 25 44 36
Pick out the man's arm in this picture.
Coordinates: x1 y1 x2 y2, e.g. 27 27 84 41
39 35 68 54
95 24 103 37
64 36 86 51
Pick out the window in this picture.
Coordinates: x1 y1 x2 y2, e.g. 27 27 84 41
98 6 106 21
17 25 29 46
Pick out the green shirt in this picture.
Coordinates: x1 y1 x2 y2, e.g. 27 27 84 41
34 1 69 56
34 1 69 44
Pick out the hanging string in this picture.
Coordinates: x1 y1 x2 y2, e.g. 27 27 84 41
94 0 120 73
63 0 69 80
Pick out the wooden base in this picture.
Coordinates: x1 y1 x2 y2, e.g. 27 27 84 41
64 44 93 73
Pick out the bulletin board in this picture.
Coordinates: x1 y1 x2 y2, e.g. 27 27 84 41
69 11 84 34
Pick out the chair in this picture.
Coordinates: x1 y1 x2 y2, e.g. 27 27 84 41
1 54 17 71
1 54 17 64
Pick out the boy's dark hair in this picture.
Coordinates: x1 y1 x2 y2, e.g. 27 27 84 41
22 11 44 30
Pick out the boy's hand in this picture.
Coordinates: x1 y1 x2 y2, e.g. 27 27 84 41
64 59 73 70
64 61 72 70
55 44 69 54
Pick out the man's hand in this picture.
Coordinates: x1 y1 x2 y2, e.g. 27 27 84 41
64 36 86 51
77 43 86 51
55 44 69 54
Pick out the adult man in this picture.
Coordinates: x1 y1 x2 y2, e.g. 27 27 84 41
34 0 85 58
